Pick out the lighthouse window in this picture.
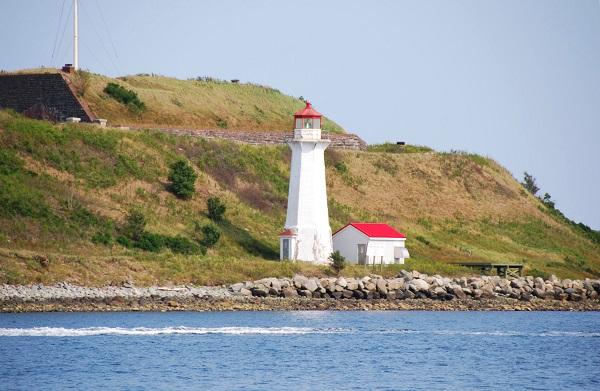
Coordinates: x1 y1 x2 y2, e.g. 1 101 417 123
313 118 320 129
295 118 302 129
304 118 313 129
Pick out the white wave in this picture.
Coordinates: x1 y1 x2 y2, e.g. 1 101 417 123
0 326 343 337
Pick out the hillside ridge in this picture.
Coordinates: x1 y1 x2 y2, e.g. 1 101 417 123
0 111 598 286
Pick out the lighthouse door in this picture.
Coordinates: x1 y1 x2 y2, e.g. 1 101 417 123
357 244 367 265
282 238 291 260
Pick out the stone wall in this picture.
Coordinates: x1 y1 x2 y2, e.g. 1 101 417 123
0 73 95 122
232 272 600 302
141 127 367 150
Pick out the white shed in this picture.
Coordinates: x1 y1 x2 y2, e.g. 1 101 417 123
332 222 410 265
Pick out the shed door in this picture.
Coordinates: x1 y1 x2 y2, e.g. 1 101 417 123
357 244 367 265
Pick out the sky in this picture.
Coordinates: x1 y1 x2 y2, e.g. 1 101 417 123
1 0 599 229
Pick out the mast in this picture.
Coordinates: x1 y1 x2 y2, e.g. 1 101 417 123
73 0 79 70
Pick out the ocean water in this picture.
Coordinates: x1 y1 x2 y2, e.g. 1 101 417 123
0 311 599 390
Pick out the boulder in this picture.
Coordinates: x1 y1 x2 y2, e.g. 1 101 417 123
346 279 359 291
521 292 533 301
533 288 546 299
239 288 252 297
342 290 354 299
304 279 319 292
376 279 388 293
271 280 282 291
230 283 244 293
353 290 366 299
282 287 298 298
409 279 430 292
432 287 446 297
268 288 280 296
534 277 545 290
251 287 268 297
387 279 404 291
293 274 309 289
336 277 348 288
451 286 467 300
298 289 312 298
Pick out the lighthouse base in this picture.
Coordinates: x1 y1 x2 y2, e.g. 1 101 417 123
280 226 332 264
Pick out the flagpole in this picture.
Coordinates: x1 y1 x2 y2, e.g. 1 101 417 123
74 0 79 70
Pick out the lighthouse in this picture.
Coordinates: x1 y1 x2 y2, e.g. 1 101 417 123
279 101 333 263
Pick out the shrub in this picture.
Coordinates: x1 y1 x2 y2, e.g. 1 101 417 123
122 209 146 241
116 235 133 248
168 160 197 199
165 235 200 254
0 150 23 175
542 193 555 209
91 231 113 246
135 231 166 252
334 161 348 174
198 223 221 248
330 251 346 274
104 82 146 113
207 197 226 221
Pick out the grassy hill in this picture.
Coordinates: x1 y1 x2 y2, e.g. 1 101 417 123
0 110 599 286
58 69 344 132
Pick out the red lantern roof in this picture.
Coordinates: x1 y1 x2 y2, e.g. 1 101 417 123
333 222 407 239
294 101 322 119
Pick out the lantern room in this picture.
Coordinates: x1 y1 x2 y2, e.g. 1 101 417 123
294 101 322 130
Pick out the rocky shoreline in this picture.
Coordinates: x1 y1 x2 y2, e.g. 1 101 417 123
2 271 600 312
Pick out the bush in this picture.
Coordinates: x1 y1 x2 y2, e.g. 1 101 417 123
116 235 133 248
134 231 166 252
198 223 221 248
165 235 200 255
104 82 146 113
207 197 226 221
91 231 113 246
330 251 346 274
122 209 146 241
168 160 197 199
334 161 348 174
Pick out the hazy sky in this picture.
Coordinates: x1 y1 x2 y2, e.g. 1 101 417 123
2 0 599 229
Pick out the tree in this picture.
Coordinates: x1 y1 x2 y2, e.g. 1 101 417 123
197 223 221 248
521 172 539 196
330 251 346 274
542 192 555 209
168 160 197 199
207 197 226 221
123 209 146 241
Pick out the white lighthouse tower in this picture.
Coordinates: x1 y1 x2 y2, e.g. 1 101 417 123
279 101 333 264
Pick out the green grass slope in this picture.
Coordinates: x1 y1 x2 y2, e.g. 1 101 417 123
70 70 345 132
0 111 598 285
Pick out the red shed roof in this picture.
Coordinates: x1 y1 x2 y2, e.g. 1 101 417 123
333 222 406 239
294 101 322 118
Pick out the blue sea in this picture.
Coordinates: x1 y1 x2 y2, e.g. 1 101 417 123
1 311 599 390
